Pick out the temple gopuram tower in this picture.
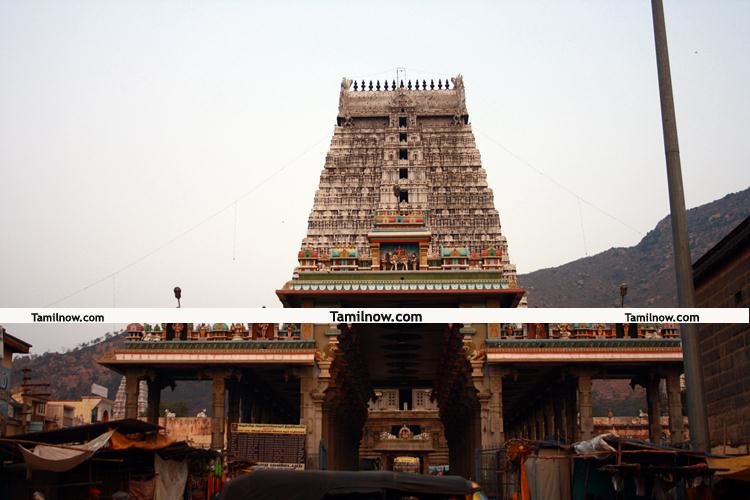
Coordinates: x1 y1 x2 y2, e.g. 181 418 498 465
276 76 526 475
100 76 685 488
288 75 517 283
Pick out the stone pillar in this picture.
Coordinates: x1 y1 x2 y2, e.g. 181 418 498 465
260 401 271 423
250 392 261 423
124 372 140 420
537 406 546 440
300 367 325 457
534 401 545 441
646 376 663 444
577 374 594 441
553 396 564 441
227 379 240 426
146 377 161 424
666 371 684 445
211 373 226 449
472 406 482 479
323 404 335 470
240 386 253 423
479 365 504 449
565 385 578 442
544 400 555 441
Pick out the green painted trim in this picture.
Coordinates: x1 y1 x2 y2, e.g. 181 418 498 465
294 270 508 282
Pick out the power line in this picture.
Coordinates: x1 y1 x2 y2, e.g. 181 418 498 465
474 127 644 237
45 133 330 307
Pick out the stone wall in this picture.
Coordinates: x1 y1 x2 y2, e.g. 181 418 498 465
695 229 750 453
158 416 212 448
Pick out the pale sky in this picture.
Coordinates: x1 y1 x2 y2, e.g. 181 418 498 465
2 1 749 352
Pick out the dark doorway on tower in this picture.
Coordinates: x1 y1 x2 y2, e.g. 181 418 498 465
399 190 409 203
399 148 408 160
399 388 413 410
399 168 408 180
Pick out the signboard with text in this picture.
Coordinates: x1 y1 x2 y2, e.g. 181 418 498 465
228 423 306 469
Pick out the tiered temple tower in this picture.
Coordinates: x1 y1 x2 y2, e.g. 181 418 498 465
291 75 516 282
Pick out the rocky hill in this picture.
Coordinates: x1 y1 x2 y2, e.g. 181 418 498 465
11 331 128 401
520 187 750 307
10 329 210 415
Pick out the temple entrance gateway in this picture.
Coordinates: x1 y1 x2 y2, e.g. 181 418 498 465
99 76 685 486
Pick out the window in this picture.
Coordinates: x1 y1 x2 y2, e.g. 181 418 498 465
398 116 407 128
399 132 407 143
36 403 46 416
415 390 426 408
399 190 409 203
399 148 408 160
385 390 398 409
399 168 408 179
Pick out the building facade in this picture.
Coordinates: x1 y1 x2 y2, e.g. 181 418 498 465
1 327 32 436
47 395 114 428
694 215 750 453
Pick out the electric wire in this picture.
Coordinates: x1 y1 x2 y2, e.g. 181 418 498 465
474 127 644 237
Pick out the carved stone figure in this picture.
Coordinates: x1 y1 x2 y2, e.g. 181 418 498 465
379 431 397 440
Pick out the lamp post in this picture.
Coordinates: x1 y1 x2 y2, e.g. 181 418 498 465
173 287 181 308
619 283 628 308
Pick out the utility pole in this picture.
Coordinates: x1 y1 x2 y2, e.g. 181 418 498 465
651 0 709 451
